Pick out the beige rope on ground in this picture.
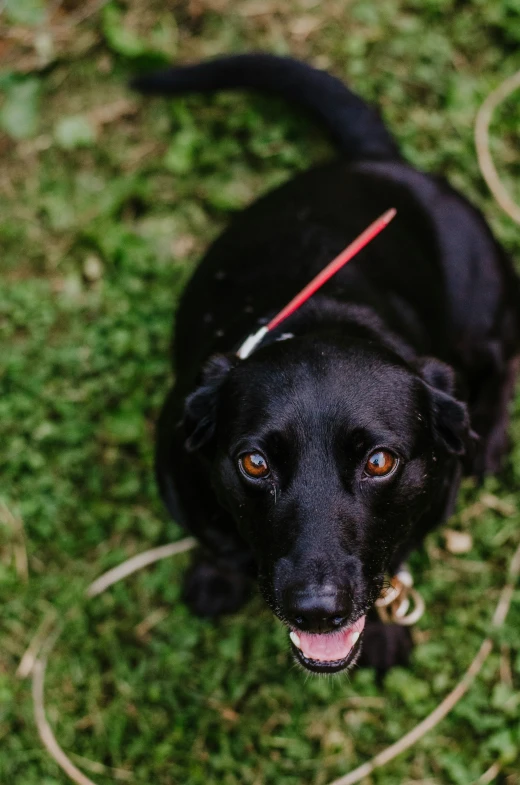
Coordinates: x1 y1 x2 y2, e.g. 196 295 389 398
32 626 97 785
327 543 520 785
31 538 197 785
86 537 197 598
475 68 520 226
28 538 520 785
25 70 520 785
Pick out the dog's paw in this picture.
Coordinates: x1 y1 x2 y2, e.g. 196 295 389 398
182 560 251 617
357 621 413 676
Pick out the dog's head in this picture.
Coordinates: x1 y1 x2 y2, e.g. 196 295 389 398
183 335 470 672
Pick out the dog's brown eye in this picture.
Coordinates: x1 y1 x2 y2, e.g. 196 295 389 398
365 450 397 477
240 452 270 479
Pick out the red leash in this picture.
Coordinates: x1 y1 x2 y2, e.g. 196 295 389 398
237 208 396 359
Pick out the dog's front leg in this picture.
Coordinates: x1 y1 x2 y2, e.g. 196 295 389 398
182 548 255 618
357 612 413 681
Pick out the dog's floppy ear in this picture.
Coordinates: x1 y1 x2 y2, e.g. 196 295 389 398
418 358 472 456
183 354 238 453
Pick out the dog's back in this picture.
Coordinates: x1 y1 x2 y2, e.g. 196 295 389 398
133 55 520 392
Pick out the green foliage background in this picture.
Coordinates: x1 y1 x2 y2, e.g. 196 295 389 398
1 1 520 783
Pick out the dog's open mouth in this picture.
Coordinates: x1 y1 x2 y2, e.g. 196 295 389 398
289 615 366 673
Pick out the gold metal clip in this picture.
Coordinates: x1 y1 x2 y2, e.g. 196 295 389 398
375 567 425 626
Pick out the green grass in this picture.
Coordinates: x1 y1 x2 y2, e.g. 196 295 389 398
1 1 520 783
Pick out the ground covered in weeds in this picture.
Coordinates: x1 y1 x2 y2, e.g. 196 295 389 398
1 1 520 783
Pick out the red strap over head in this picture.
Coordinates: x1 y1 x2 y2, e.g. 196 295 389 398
237 208 396 359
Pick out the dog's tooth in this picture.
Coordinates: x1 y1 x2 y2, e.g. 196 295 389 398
351 631 360 645
289 631 301 649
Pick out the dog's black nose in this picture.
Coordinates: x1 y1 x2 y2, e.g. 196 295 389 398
285 587 352 633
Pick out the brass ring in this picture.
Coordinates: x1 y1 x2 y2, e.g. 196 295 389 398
394 588 425 626
375 570 425 626
375 582 401 608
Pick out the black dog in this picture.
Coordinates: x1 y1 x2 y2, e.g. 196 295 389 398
132 55 520 674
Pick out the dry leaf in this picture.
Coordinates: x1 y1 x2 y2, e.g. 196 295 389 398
443 528 473 555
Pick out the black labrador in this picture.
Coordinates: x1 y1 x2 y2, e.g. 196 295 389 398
132 55 520 674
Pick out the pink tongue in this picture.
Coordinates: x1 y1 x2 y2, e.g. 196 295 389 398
298 615 366 662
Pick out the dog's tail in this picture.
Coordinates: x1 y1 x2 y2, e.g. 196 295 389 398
130 53 400 161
